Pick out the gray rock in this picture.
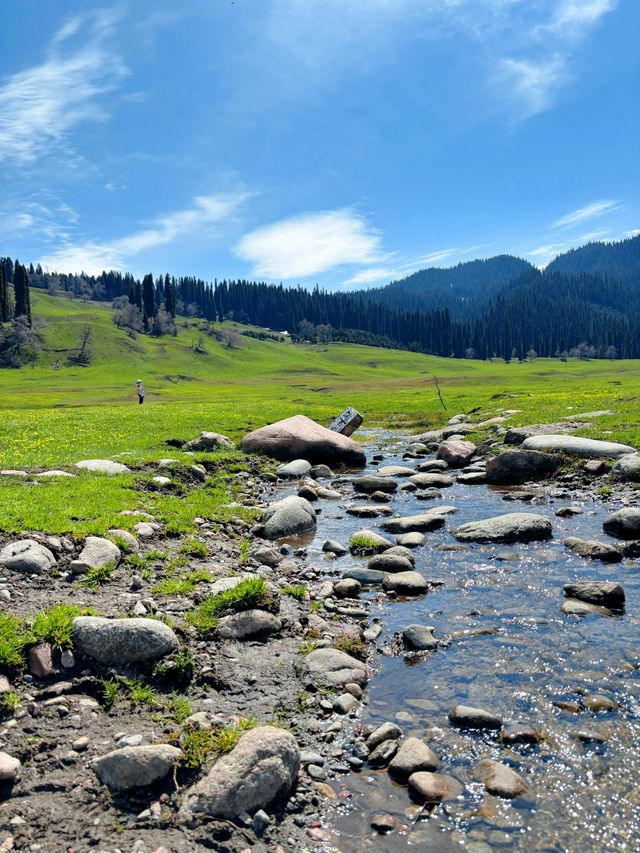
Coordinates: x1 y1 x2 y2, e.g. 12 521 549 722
383 571 428 595
74 459 131 475
368 553 413 573
152 475 172 487
456 471 487 485
322 539 348 555
611 454 640 482
563 581 624 607
397 532 425 548
252 546 283 567
381 508 455 534
217 610 282 640
134 522 157 538
72 616 178 664
521 435 636 459
388 737 439 780
368 739 398 767
180 726 299 819
504 422 589 445
500 723 541 745
353 476 398 494
474 759 529 799
0 752 21 783
309 464 334 479
107 529 139 552
603 508 640 540
377 465 416 477
257 495 317 539
408 473 453 489
408 771 463 802
241 415 365 467
436 439 476 468
367 722 403 750
70 536 121 574
306 648 368 687
332 693 359 714
453 512 552 544
333 578 361 598
277 459 312 479
38 469 75 478
448 704 503 730
92 745 181 790
0 539 56 575
183 431 235 451
564 536 622 563
485 450 560 485
417 459 449 472
561 598 613 617
346 503 393 518
348 529 393 554
403 624 438 650
342 568 386 585
382 545 416 563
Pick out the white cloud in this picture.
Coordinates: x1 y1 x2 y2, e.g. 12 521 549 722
623 228 640 238
496 56 568 117
543 0 617 39
342 267 398 286
553 199 622 229
234 209 385 279
0 8 127 164
39 191 250 275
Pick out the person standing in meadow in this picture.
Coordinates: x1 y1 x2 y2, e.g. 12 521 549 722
136 379 145 405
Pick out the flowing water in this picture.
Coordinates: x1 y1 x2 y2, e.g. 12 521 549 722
292 431 640 851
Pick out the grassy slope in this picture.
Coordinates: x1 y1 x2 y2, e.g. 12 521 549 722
0 291 639 535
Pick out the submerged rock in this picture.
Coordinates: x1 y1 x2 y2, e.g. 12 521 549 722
388 737 439 780
474 759 529 799
408 771 463 803
563 536 622 563
563 580 625 607
448 704 503 730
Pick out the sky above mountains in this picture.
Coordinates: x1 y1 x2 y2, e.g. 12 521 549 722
1 0 638 288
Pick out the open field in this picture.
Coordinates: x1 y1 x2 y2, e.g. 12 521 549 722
1 291 639 535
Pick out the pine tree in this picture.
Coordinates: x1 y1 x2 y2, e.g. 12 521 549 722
142 273 156 329
13 261 32 326
0 265 8 322
163 275 177 318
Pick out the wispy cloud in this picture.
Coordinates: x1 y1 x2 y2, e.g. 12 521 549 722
495 56 569 118
542 0 617 39
39 191 250 274
342 244 494 287
553 199 622 229
234 209 385 279
624 228 640 238
0 8 127 164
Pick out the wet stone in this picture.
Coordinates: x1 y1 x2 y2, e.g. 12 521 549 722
500 723 541 745
448 704 503 731
368 739 399 767
563 581 625 607
474 759 529 799
388 737 439 780
408 771 463 803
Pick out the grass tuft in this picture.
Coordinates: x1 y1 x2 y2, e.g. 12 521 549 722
281 584 306 601
31 603 96 648
76 561 117 589
179 537 208 558
0 613 32 669
185 577 269 636
180 718 257 769
152 569 211 596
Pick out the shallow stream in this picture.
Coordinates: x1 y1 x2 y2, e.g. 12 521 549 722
293 431 640 851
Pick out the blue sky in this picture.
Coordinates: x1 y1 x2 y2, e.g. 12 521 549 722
0 0 638 289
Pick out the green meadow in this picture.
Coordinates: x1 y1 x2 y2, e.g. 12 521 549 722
1 290 638 535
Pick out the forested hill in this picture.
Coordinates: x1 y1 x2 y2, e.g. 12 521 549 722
546 235 640 283
2 235 640 363
358 255 534 317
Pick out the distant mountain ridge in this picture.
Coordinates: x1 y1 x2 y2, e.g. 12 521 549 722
357 235 640 316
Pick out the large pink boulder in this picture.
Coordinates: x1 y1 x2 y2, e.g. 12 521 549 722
436 439 476 468
242 415 366 467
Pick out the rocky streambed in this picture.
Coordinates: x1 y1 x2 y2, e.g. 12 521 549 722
0 416 639 852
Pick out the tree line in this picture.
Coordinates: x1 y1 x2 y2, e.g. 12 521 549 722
2 247 639 362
